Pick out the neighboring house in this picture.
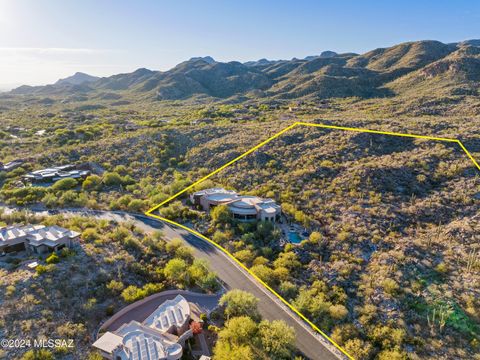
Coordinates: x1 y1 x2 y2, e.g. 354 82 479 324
23 165 90 183
0 159 24 172
93 295 202 360
0 225 79 255
191 188 281 222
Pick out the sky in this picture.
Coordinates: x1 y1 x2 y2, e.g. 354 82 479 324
0 0 479 88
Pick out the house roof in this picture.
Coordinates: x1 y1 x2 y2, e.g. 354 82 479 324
143 295 190 332
229 196 280 215
117 321 182 359
95 320 184 360
193 188 237 197
0 225 44 243
206 192 238 203
194 188 281 217
92 332 123 354
0 224 79 246
23 165 89 180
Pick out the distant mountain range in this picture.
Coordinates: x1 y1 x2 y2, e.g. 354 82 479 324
55 72 100 86
7 39 480 104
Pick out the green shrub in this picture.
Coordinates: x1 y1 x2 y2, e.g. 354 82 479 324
21 349 54 360
36 264 56 275
46 253 60 264
52 177 77 191
106 280 125 294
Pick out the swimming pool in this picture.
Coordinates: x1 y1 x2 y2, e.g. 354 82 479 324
288 231 302 244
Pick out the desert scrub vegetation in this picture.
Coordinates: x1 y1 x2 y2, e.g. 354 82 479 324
155 125 479 359
0 211 218 359
211 289 299 360
1 83 480 360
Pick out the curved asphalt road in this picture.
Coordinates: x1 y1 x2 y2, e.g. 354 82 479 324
1 206 342 360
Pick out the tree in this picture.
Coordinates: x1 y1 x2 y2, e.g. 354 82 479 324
164 258 188 285
369 325 405 349
46 253 59 264
174 245 194 261
258 319 296 359
82 175 102 191
329 304 348 320
41 193 58 208
165 238 184 253
87 353 104 360
343 338 373 360
213 316 297 360
309 231 322 244
250 264 276 286
103 172 123 186
218 316 258 344
273 251 301 271
82 228 100 242
293 282 333 328
188 259 217 290
106 280 124 294
377 349 407 360
214 342 255 360
219 290 260 321
256 221 274 239
211 204 231 225
233 249 256 266
278 281 298 299
121 283 163 303
121 285 145 303
128 199 145 212
213 230 229 244
52 177 77 191
21 350 54 360
382 278 399 296
213 316 257 360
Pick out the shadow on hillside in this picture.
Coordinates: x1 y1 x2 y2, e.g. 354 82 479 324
365 165 437 199
349 132 417 157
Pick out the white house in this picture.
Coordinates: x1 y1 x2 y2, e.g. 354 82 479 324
143 295 191 335
190 188 281 222
23 165 90 183
0 224 79 255
93 295 195 360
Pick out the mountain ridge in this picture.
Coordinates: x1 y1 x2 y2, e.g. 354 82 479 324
55 72 100 86
7 39 480 105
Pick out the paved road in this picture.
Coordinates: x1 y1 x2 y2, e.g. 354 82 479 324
1 206 342 360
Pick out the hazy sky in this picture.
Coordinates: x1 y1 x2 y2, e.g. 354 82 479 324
0 0 479 88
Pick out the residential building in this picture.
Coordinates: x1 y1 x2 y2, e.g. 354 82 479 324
0 224 79 255
23 165 90 183
93 295 199 360
191 188 281 222
0 159 24 172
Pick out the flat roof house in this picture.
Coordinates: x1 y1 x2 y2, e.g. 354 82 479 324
23 165 90 183
191 188 281 222
93 295 195 360
0 225 79 255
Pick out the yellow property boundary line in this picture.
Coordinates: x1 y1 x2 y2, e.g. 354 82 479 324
145 121 480 360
